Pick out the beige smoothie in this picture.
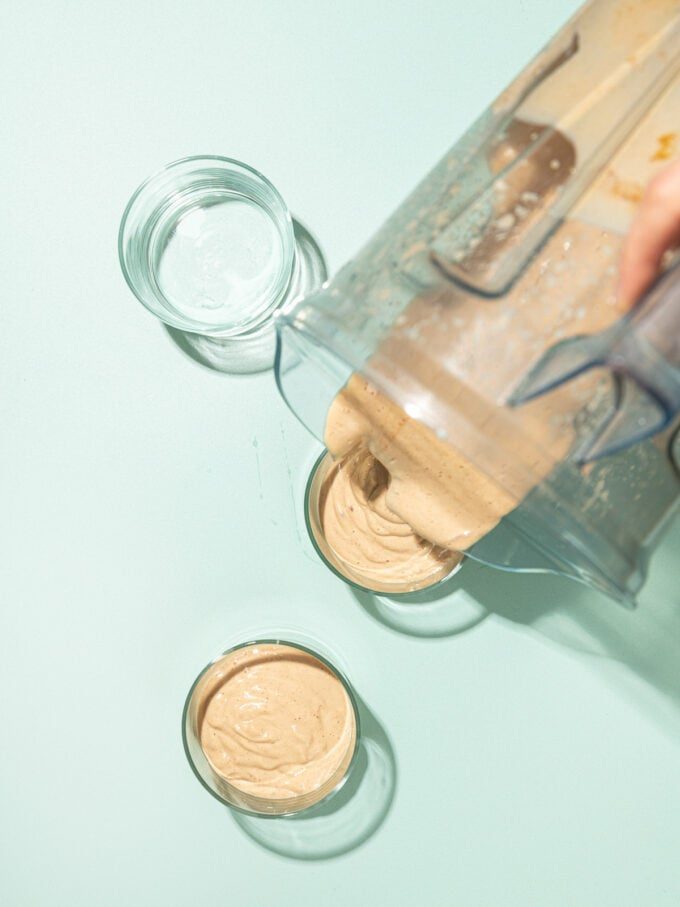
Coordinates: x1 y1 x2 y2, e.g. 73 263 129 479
317 445 461 589
196 643 356 802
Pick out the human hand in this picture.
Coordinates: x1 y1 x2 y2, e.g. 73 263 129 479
618 158 680 309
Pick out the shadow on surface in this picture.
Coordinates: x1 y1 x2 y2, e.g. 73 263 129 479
232 696 396 860
353 517 680 733
463 518 680 713
164 323 276 375
350 568 490 638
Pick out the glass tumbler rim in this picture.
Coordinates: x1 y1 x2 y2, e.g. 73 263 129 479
118 154 297 337
182 636 362 818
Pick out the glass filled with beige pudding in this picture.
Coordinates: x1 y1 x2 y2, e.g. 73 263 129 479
305 448 464 596
183 640 360 816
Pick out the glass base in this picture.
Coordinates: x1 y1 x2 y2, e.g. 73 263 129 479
231 697 395 859
348 569 489 638
165 219 327 375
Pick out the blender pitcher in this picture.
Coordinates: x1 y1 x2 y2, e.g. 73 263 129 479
276 0 680 606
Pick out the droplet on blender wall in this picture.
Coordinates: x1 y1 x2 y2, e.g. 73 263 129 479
494 213 515 232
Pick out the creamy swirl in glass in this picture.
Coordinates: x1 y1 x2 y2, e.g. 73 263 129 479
185 642 358 813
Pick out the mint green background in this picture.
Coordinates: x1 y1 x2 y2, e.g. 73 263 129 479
2 1 680 904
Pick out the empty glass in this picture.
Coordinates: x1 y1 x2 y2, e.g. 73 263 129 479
119 156 325 373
